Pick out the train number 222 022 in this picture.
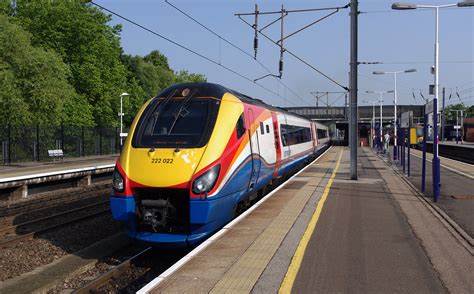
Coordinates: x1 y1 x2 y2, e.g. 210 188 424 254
151 158 173 164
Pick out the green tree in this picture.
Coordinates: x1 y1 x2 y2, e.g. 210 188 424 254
143 50 172 71
122 77 148 127
0 64 29 125
0 14 93 126
443 103 466 123
122 51 175 98
174 70 207 84
466 105 474 118
13 1 127 126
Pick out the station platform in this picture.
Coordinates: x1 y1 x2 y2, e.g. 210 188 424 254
139 146 473 293
0 154 118 181
423 141 474 164
432 141 474 148
389 147 474 239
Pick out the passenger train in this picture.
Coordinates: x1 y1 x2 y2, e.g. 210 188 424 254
110 83 330 247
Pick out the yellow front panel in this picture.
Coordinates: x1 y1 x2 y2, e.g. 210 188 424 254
119 92 244 188
195 93 243 172
410 128 417 144
125 147 205 187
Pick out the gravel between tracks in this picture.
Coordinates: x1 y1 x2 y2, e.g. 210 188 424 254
0 214 123 282
48 245 147 293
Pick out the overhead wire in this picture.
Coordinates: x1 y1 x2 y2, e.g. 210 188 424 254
90 1 301 107
329 93 346 106
236 9 349 91
163 0 313 106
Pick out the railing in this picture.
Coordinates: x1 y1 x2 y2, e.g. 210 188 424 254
0 125 123 164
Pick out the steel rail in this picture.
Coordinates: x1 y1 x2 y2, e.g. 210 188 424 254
0 200 110 237
0 186 110 217
73 247 153 294
0 208 110 248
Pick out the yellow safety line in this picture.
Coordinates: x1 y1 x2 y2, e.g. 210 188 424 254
279 149 343 293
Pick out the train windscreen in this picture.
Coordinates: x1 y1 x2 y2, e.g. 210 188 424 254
132 93 220 148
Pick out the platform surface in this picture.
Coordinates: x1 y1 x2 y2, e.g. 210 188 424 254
434 141 474 148
0 155 118 180
398 148 474 238
142 146 473 294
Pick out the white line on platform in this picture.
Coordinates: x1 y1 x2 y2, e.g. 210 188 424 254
0 164 116 183
137 146 333 294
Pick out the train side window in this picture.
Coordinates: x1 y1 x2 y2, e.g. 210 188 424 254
266 125 270 133
236 113 246 139
260 122 264 135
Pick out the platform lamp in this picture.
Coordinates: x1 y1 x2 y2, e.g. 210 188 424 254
119 92 130 148
392 0 474 202
373 69 417 161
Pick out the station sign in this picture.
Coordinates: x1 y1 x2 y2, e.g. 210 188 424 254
425 100 434 114
400 111 413 128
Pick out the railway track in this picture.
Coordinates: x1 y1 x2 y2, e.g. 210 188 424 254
0 184 111 217
416 143 474 164
73 247 153 294
69 146 332 293
71 246 189 294
0 200 110 248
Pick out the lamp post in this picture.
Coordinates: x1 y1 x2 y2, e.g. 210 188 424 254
373 69 416 161
362 100 377 148
392 0 474 202
367 90 394 151
119 92 130 148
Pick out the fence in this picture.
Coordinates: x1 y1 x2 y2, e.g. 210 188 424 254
0 125 122 164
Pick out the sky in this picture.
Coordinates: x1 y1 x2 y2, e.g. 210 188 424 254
93 0 474 109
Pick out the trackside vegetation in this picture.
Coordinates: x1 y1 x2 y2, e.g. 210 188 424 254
0 1 206 128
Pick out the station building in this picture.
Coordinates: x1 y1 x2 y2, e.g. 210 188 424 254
286 105 425 146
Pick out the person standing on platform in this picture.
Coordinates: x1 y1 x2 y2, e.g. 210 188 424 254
384 132 390 154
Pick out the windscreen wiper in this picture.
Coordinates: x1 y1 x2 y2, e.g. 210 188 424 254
148 89 178 133
167 89 198 135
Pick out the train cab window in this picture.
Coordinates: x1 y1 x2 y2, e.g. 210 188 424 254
236 113 246 139
132 94 220 148
266 125 270 133
260 122 264 135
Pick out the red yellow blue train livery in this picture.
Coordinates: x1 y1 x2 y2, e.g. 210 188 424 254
110 83 330 247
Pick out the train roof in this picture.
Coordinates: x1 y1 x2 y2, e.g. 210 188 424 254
157 82 312 121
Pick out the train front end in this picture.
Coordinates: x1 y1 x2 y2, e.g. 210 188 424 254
110 83 243 247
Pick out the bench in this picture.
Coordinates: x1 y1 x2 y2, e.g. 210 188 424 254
48 149 64 162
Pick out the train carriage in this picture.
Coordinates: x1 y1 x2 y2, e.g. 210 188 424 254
110 83 329 247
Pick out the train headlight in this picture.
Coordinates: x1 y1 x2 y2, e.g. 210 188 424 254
192 165 220 195
112 169 125 192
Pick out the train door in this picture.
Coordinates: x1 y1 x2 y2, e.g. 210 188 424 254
247 109 261 190
271 112 282 177
281 114 291 159
310 121 316 153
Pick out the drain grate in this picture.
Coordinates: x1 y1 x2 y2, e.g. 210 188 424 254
451 195 474 200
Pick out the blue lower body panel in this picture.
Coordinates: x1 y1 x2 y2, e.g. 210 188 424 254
110 192 239 247
110 195 135 221
109 152 313 248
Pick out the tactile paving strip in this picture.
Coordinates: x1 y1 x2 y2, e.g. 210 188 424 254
209 152 338 293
